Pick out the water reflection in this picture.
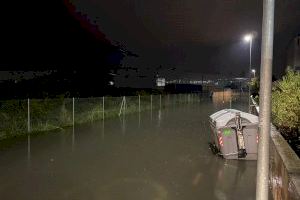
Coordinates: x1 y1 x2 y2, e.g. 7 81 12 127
120 113 126 135
102 120 105 140
157 110 162 128
138 112 141 128
213 160 255 200
27 134 31 169
0 97 256 200
72 125 75 152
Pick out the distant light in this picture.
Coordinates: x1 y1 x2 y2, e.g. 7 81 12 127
244 34 253 42
156 78 166 87
251 69 256 73
109 81 114 86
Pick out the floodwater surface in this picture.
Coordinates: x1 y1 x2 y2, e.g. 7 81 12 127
0 97 257 200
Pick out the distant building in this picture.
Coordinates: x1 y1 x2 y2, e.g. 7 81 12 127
156 77 166 87
287 35 300 71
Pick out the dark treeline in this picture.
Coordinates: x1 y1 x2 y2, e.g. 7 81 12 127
0 71 153 99
0 72 205 99
0 0 133 99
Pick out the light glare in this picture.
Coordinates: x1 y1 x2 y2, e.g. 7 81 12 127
244 34 253 42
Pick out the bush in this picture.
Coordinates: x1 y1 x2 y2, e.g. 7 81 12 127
250 77 259 94
272 71 300 131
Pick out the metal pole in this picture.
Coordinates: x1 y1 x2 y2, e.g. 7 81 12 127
124 96 126 115
27 98 30 133
150 95 153 120
138 95 141 113
102 97 105 120
249 38 253 112
72 97 75 126
256 0 274 199
150 95 152 111
118 97 125 117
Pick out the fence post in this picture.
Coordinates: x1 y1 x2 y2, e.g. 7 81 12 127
72 97 75 126
150 95 153 119
102 96 105 120
118 97 125 117
138 95 141 113
150 95 152 111
27 98 30 133
124 96 126 115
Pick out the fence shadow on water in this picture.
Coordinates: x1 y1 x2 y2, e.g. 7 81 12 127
0 94 202 140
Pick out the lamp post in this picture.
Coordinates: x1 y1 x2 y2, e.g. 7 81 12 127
244 34 253 112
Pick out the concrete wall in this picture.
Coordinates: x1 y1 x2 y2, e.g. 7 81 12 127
251 97 300 199
269 125 300 200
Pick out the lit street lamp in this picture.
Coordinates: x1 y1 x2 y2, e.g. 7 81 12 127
251 69 256 78
244 34 253 112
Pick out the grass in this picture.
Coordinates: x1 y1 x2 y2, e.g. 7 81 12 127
0 94 200 143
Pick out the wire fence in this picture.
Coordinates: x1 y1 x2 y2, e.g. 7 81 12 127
0 94 202 139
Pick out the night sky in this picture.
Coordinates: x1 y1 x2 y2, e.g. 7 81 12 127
1 0 300 79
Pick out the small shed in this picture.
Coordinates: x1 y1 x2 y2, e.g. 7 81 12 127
209 109 259 160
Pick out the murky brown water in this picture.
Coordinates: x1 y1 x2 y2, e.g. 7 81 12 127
0 97 257 200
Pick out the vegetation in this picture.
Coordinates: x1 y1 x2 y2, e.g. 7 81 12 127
0 94 196 140
272 70 300 131
271 70 300 156
250 71 299 155
249 77 259 101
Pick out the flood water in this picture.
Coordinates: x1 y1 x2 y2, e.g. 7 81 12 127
0 96 257 200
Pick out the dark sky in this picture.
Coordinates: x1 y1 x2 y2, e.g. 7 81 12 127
70 0 300 78
1 0 300 78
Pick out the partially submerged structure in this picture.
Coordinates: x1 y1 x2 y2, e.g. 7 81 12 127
209 109 259 160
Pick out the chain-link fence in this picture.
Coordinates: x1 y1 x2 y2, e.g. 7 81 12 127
0 94 202 139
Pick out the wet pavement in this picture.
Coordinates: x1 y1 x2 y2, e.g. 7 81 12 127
0 97 257 200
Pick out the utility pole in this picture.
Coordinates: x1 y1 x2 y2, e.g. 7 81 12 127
256 0 275 199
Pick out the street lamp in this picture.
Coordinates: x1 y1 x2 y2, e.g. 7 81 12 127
251 69 256 78
244 34 253 113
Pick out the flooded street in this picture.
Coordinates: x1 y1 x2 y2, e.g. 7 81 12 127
0 97 257 200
